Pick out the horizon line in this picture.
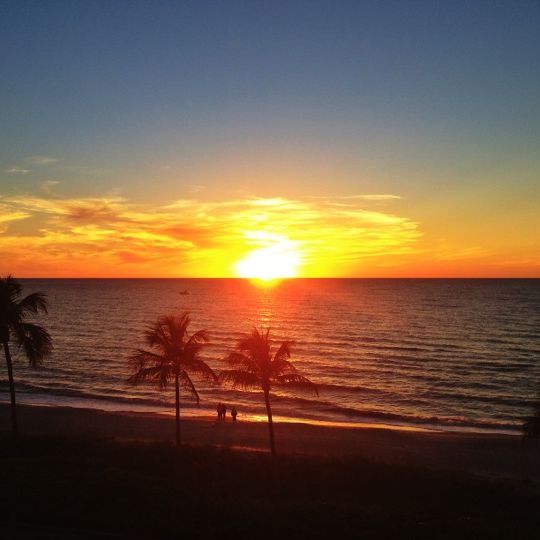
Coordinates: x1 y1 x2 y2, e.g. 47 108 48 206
12 276 540 280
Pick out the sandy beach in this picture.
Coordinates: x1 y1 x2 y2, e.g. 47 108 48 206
2 402 538 482
2 402 540 538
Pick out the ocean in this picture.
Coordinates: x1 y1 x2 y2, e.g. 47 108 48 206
2 279 540 434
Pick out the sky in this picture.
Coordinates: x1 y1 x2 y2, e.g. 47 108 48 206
1 0 539 277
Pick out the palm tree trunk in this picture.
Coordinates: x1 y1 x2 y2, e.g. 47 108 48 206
2 341 18 436
175 373 180 448
263 389 276 456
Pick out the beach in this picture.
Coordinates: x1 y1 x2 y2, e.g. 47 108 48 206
2 403 540 539
2 403 539 482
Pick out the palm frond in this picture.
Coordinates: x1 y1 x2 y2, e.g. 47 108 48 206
128 349 173 388
186 329 209 346
237 328 271 362
180 371 200 404
18 292 49 317
145 320 169 351
271 358 298 378
273 340 293 363
128 365 170 388
219 369 260 390
186 358 217 382
0 275 22 303
172 312 191 342
224 351 258 372
128 348 165 370
14 322 53 367
274 373 319 396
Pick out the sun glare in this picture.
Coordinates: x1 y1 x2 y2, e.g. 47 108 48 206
235 240 301 281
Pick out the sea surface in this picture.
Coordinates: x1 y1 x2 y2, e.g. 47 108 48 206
2 279 540 434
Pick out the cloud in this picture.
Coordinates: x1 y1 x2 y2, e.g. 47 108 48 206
6 195 126 222
25 155 59 165
40 180 61 194
116 250 153 263
311 194 402 201
0 205 31 234
0 209 31 224
5 168 31 175
0 193 422 276
354 194 402 201
4 156 59 177
186 184 207 194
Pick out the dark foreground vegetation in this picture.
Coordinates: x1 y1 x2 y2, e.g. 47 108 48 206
1 434 539 539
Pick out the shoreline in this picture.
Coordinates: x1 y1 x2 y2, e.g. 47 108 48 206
1 402 537 482
0 394 522 437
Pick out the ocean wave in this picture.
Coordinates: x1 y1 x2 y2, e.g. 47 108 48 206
272 397 521 432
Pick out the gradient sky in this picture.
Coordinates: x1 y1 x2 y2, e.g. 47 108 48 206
1 0 539 277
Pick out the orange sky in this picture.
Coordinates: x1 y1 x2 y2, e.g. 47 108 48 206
1 191 538 278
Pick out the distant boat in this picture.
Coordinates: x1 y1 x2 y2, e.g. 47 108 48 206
179 290 190 295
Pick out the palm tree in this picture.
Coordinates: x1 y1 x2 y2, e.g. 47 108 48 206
220 328 318 456
128 313 216 448
0 275 53 435
523 385 540 443
523 405 540 442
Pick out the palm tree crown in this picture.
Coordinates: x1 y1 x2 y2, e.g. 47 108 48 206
220 328 318 395
220 328 317 455
128 313 215 399
1 275 53 434
0 275 52 365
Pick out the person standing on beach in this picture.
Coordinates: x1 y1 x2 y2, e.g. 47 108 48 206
222 404 227 419
216 403 222 420
231 407 237 422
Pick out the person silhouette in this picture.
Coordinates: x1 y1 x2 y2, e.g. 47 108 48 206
231 407 238 422
216 403 222 420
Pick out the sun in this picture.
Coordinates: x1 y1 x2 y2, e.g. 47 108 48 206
235 241 301 281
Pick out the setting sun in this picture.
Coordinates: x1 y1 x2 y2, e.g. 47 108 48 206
235 240 301 281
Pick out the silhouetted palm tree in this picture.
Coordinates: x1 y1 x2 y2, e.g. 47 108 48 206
523 406 540 442
0 275 53 435
128 313 216 447
220 328 318 456
523 386 540 443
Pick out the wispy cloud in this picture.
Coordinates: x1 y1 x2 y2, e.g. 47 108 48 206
25 155 60 165
311 194 402 201
4 156 59 177
40 180 61 194
340 194 402 201
5 167 31 175
0 209 31 224
354 194 402 201
0 204 31 234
